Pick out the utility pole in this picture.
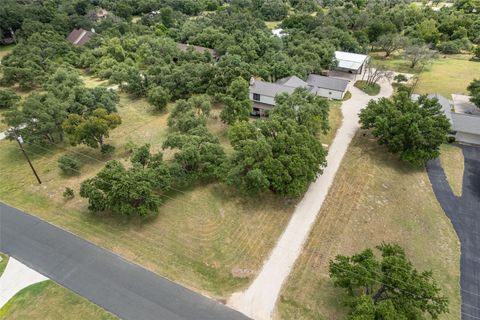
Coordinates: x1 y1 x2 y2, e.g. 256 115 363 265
11 130 42 184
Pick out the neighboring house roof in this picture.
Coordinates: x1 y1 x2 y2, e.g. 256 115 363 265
412 93 480 136
306 74 349 92
66 28 94 47
334 51 368 71
452 113 480 135
412 93 453 124
249 80 297 97
176 43 219 59
452 94 480 115
276 75 308 88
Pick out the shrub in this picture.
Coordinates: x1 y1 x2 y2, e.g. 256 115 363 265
395 83 412 94
58 155 81 175
0 89 20 109
147 86 171 111
101 144 115 155
354 80 381 96
474 46 480 60
63 187 75 199
393 74 408 83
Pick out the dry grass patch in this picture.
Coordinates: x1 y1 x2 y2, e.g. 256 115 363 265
276 132 460 320
0 93 295 297
439 144 464 197
0 281 116 320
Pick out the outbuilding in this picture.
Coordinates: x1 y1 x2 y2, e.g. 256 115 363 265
306 74 349 100
334 51 369 74
66 28 94 47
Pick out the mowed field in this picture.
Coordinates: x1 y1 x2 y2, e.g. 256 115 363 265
0 92 294 297
0 281 116 319
415 55 480 97
439 144 464 197
373 53 480 97
0 73 344 299
276 133 460 320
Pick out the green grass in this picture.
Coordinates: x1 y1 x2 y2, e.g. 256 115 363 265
0 281 116 319
342 91 352 101
372 53 480 97
415 55 480 97
0 86 295 298
371 52 424 74
318 101 342 146
276 132 460 320
354 80 381 96
439 144 464 197
265 21 281 29
0 253 8 277
0 44 15 60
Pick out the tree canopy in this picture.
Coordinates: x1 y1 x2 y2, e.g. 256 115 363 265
329 243 449 320
219 77 252 125
224 88 329 197
80 160 161 216
359 92 451 166
467 79 480 108
63 108 121 149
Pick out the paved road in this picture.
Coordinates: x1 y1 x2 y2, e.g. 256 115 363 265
0 203 250 320
228 75 394 319
427 145 480 320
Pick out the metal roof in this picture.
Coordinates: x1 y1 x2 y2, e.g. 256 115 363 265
249 80 297 97
306 74 349 92
452 113 480 135
412 93 453 124
334 51 368 71
276 76 308 88
412 93 480 135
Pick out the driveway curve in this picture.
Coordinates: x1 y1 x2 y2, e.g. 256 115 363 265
228 76 394 320
427 145 480 320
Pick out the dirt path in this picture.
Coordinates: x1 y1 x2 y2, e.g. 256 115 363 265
227 76 394 320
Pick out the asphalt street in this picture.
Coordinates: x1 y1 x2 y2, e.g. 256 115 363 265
0 203 250 320
427 145 480 320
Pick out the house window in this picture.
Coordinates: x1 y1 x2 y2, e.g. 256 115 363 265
253 93 261 101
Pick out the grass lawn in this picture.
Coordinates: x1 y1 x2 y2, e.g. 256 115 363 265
0 74 344 298
80 74 109 88
0 281 116 319
0 44 15 60
0 90 296 298
265 21 281 29
371 52 424 74
354 80 380 96
0 253 8 277
276 132 460 320
373 53 480 97
318 101 342 146
439 144 464 197
415 55 480 97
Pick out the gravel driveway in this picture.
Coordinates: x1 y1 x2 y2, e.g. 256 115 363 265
228 76 394 320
